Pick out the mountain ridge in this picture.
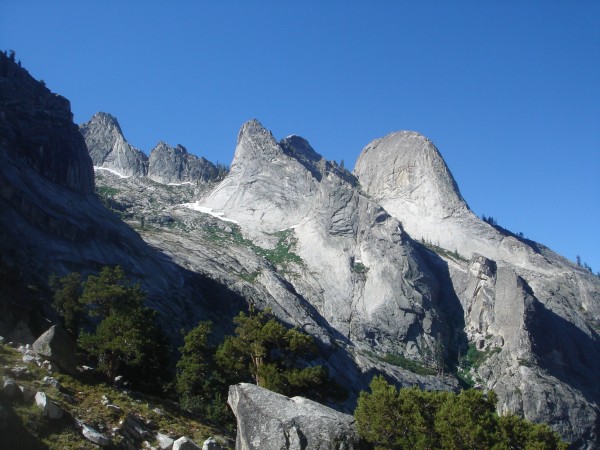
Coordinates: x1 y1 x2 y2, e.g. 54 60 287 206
1 49 599 447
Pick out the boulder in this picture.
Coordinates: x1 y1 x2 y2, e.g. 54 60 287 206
228 383 365 450
120 413 152 444
81 422 110 447
19 385 36 402
173 437 201 450
35 392 63 419
156 432 175 450
1 376 19 400
32 325 77 374
202 437 222 450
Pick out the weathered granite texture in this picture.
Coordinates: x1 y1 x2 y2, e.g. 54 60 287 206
148 142 218 184
228 383 365 450
80 113 219 185
80 112 148 177
354 131 600 448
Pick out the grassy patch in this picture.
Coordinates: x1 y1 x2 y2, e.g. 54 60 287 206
366 350 436 376
204 226 304 274
238 270 261 283
255 230 303 270
382 353 437 376
351 261 369 274
421 240 468 263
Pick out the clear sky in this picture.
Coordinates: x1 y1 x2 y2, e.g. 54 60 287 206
2 1 599 271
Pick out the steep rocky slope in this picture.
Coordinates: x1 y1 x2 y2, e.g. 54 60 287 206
0 52 243 344
2 48 598 447
148 142 219 185
89 119 456 401
80 112 148 177
354 131 600 447
89 113 600 447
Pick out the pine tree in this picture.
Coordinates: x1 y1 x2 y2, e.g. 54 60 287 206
215 307 329 399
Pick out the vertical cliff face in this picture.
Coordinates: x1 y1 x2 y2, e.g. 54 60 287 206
80 112 148 177
0 52 94 194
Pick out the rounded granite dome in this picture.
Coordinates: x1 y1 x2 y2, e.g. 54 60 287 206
354 130 467 220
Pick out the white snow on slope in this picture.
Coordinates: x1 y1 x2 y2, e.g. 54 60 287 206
181 203 239 224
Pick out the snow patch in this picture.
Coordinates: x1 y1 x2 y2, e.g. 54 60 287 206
181 203 239 224
167 181 194 186
94 166 130 179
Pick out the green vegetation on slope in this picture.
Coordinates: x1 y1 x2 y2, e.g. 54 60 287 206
204 226 304 275
0 343 231 449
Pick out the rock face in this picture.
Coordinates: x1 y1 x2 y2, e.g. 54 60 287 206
354 130 600 448
80 112 148 177
228 383 365 450
200 121 448 360
32 325 77 374
0 52 94 193
81 113 220 185
0 51 241 344
3 51 599 447
148 142 218 184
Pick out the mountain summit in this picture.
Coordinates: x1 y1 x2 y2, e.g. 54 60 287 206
1 49 599 447
80 112 148 177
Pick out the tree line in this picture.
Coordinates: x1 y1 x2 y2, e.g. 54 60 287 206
50 266 336 423
51 266 568 445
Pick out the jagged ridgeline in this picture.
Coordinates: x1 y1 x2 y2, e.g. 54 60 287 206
1 50 599 448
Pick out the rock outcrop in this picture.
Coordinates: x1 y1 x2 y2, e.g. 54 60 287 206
81 112 220 185
80 112 148 177
148 142 218 185
0 51 240 343
0 52 94 193
201 120 447 357
32 325 77 374
354 130 600 448
228 383 365 450
35 391 63 419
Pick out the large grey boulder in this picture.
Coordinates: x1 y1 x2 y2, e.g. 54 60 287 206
32 325 77 374
228 383 365 450
80 112 148 177
156 432 175 450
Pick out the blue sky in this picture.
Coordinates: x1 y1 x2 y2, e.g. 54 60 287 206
2 1 599 271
